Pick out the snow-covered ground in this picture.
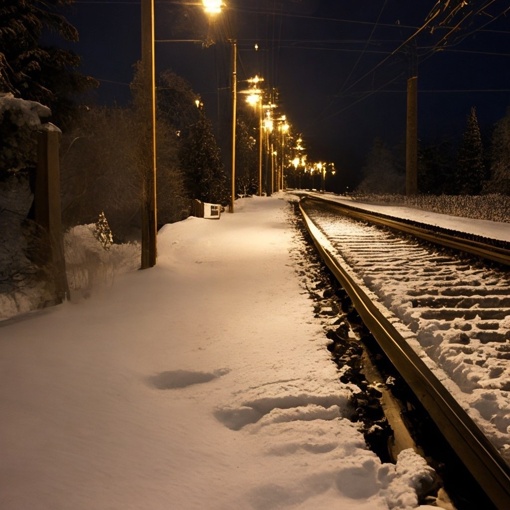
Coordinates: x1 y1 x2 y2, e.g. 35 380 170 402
312 192 509 243
0 194 508 509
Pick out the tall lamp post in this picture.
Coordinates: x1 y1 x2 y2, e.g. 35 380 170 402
277 116 289 191
244 77 264 196
140 0 226 269
229 39 237 212
263 112 274 195
202 2 236 212
141 0 157 269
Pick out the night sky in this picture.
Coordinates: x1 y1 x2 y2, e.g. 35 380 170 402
64 0 510 189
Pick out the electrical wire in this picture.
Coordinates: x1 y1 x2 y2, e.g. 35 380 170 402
316 70 407 126
418 2 510 66
309 1 509 126
341 0 388 92
315 0 388 123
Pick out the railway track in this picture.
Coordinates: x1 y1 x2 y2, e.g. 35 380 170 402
297 196 510 510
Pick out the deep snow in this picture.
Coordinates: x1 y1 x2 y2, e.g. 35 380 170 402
0 195 447 510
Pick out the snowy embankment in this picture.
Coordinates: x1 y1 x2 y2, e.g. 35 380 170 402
0 196 438 510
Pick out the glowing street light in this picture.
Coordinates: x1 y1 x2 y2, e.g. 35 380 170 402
201 0 236 212
243 76 265 195
202 0 223 15
262 112 275 194
263 115 274 132
140 0 157 269
139 0 226 268
277 116 290 190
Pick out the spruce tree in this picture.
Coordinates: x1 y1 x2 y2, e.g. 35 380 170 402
157 70 227 204
486 109 510 195
179 115 227 204
93 212 113 251
0 0 97 127
455 107 485 195
235 117 258 196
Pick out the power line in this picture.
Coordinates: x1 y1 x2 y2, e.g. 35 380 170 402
316 70 407 126
314 0 388 123
340 0 388 92
308 1 509 126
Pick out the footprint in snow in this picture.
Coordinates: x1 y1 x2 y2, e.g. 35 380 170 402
148 368 230 389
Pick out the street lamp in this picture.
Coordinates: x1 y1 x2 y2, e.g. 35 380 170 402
141 0 157 269
277 116 289 191
230 38 237 212
263 112 274 195
140 1 227 268
202 0 223 15
244 75 264 196
201 1 236 212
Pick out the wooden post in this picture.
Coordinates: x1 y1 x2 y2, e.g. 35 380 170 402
258 105 263 196
35 123 69 302
229 39 237 212
141 0 157 268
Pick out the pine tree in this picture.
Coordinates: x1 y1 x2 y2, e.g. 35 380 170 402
486 109 510 195
179 115 227 204
157 70 227 204
235 117 258 196
93 211 113 251
0 0 97 127
455 107 485 195
157 71 202 133
129 62 188 228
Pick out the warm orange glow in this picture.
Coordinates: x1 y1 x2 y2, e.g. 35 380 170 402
245 89 263 107
248 75 264 85
202 0 223 15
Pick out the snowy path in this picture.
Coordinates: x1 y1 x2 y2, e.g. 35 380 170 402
0 197 439 509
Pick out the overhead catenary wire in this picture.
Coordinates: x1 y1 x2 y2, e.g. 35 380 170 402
309 1 509 126
316 0 388 123
71 0 510 135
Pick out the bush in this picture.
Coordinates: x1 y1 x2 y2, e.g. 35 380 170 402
351 193 509 223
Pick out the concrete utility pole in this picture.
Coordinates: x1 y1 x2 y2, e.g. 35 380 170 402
406 75 418 195
141 0 157 268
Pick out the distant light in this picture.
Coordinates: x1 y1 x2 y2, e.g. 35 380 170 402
246 93 260 107
248 75 264 85
202 0 223 15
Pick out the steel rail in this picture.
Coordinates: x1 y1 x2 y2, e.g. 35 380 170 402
304 195 510 267
299 201 510 510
